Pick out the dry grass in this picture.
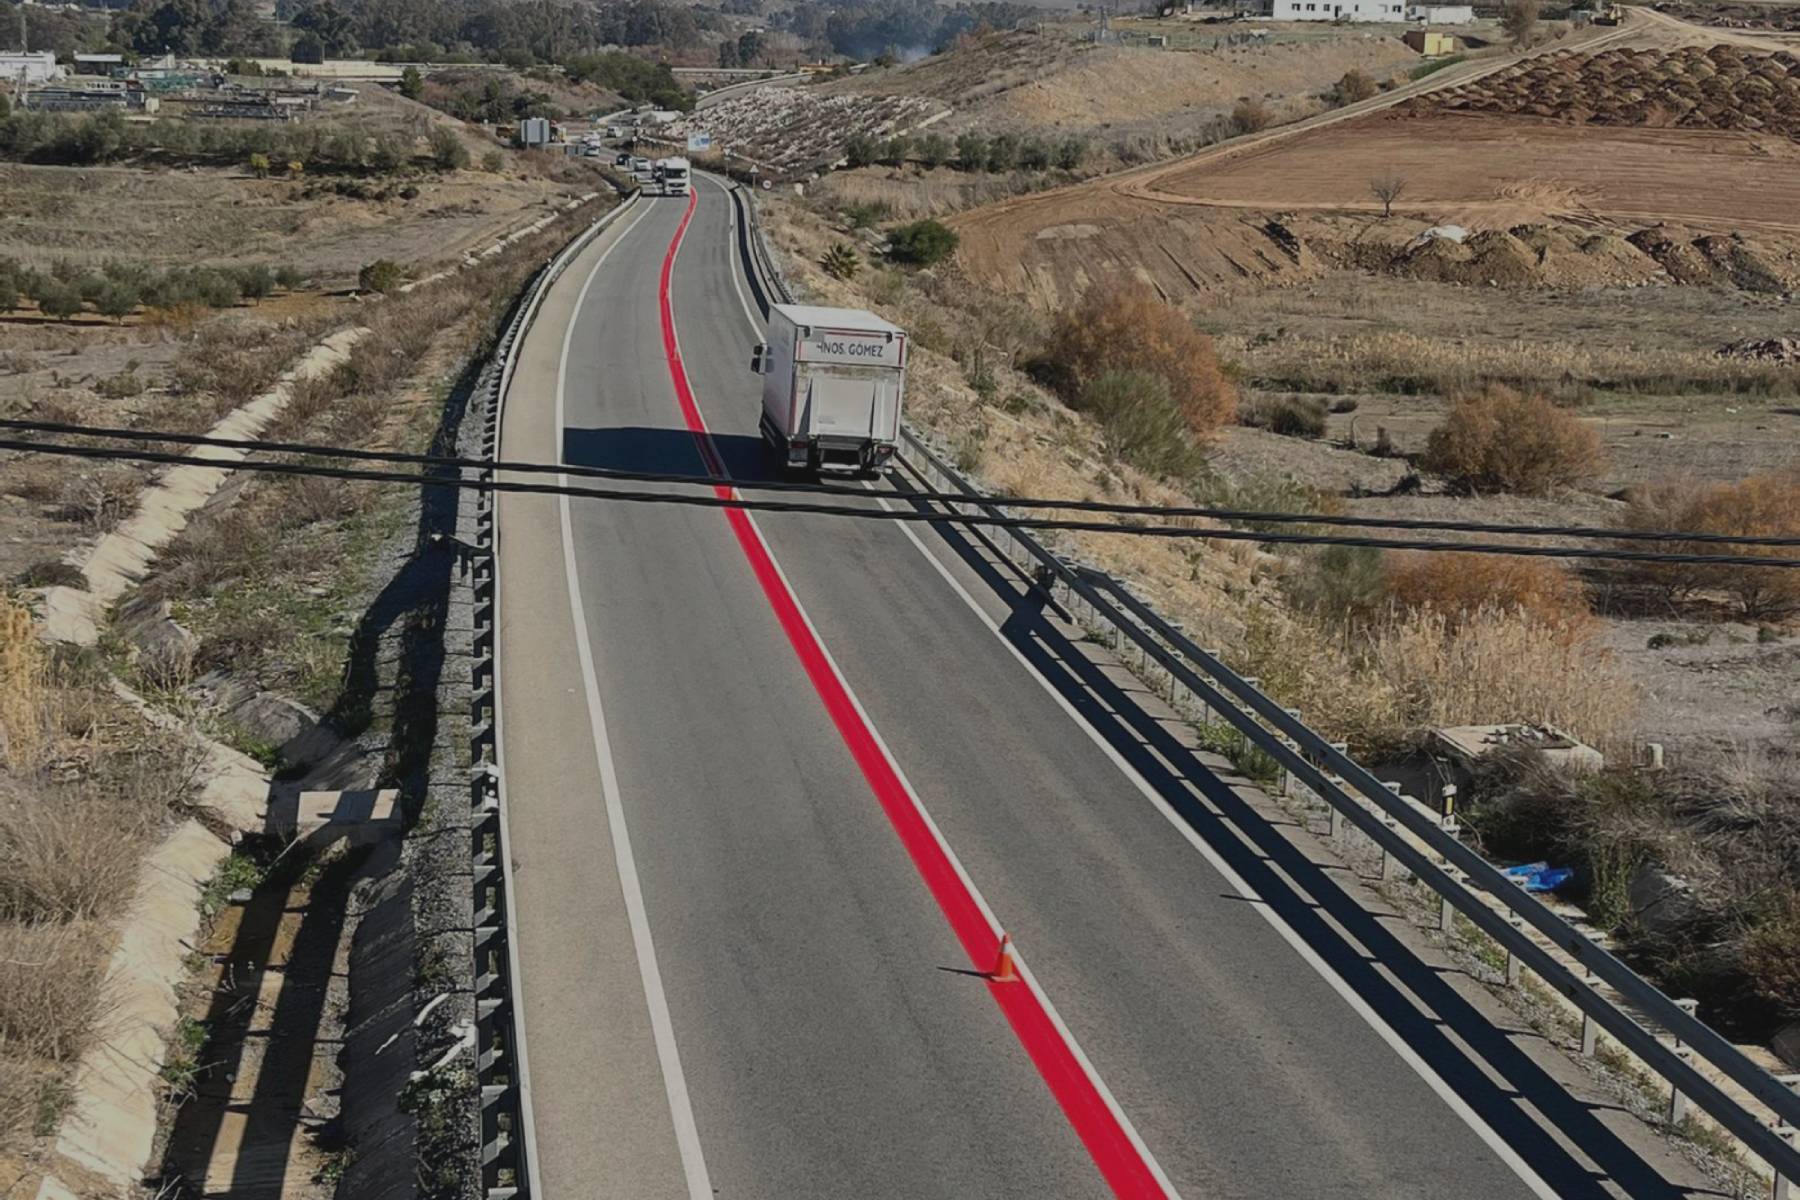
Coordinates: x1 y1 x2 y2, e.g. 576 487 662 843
0 598 46 773
1220 328 1800 400
0 922 109 1063
1246 601 1632 755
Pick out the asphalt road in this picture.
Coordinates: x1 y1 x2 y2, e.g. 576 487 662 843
495 180 1710 1199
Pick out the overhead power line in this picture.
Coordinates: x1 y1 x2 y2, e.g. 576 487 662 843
5 434 1799 570
6 416 1799 550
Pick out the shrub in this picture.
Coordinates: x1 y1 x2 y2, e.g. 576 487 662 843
1420 385 1603 495
399 64 425 100
248 151 271 177
481 149 505 173
1385 551 1592 636
885 219 959 266
1335 69 1378 105
1077 369 1210 483
1040 277 1237 442
820 242 861 280
918 133 951 168
428 127 469 171
1284 544 1386 626
358 259 405 294
843 133 878 167
1019 137 1050 171
366 134 406 173
1622 473 1800 619
1241 394 1326 438
1054 136 1088 171
274 264 305 290
1231 96 1270 135
0 274 17 314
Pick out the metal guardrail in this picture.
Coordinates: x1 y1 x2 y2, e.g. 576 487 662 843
466 191 641 1200
726 179 1800 1190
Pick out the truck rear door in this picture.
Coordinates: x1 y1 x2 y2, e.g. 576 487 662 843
801 367 898 439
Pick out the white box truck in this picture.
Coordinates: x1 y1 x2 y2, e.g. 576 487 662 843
751 305 907 474
655 156 691 196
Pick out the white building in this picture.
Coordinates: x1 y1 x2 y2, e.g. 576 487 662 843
1407 3 1475 21
1 50 59 84
1242 0 1408 20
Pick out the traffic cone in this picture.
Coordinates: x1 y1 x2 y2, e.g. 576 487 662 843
992 933 1019 983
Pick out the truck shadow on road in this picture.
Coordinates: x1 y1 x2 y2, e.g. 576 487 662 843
897 492 1718 1200
562 424 777 485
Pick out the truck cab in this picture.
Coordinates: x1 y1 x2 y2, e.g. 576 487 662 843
750 304 907 475
658 156 692 197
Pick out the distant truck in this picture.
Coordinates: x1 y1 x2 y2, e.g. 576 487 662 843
655 156 691 196
751 304 907 474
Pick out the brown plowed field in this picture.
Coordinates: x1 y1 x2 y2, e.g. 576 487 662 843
956 113 1800 306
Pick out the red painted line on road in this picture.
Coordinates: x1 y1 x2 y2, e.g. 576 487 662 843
654 187 1168 1198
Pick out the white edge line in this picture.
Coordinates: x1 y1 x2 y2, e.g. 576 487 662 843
491 194 640 1200
680 175 1181 1198
525 195 716 1200
869 482 1562 1200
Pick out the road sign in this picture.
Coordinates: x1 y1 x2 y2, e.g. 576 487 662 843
687 132 713 152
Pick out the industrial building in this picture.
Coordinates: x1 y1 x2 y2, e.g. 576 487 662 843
1 49 58 84
1240 0 1409 21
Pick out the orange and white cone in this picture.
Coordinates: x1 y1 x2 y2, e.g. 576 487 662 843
992 933 1020 983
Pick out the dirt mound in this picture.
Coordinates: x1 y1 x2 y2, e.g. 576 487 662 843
1388 224 1664 288
1396 46 1800 139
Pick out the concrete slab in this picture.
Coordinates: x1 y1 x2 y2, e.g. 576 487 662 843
267 788 402 846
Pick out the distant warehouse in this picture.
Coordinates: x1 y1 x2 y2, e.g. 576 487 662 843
1407 3 1475 20
1240 0 1408 20
0 50 58 84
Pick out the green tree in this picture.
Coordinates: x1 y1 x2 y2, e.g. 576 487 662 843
985 133 1018 171
35 283 84 321
0 94 11 121
274 264 305 289
1054 136 1087 171
96 282 140 323
291 0 355 56
917 132 950 168
885 218 959 266
954 132 987 172
736 29 765 65
366 133 407 172
290 30 325 62
193 269 241 307
236 263 274 303
1019 137 1050 170
1501 0 1539 46
399 64 424 100
428 126 469 170
0 274 19 314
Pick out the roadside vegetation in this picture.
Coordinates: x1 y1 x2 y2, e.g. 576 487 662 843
764 181 1800 1049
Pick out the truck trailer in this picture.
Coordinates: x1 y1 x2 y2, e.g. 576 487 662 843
750 304 907 474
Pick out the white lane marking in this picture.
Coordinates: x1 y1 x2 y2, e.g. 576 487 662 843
552 199 716 1200
700 171 772 340
676 178 1181 1198
868 482 1561 1200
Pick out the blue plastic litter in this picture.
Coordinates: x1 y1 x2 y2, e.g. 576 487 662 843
1502 861 1575 893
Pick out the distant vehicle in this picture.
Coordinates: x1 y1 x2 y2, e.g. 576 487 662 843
615 151 632 166
631 155 652 180
1592 2 1622 23
656 156 691 196
750 304 907 474
605 123 624 138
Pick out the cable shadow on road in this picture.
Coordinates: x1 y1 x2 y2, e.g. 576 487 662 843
563 424 774 484
903 502 1714 1200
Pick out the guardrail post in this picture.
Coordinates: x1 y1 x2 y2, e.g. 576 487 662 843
1438 866 1459 932
1667 998 1700 1124
1504 913 1525 986
1326 743 1349 838
1777 1125 1797 1200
